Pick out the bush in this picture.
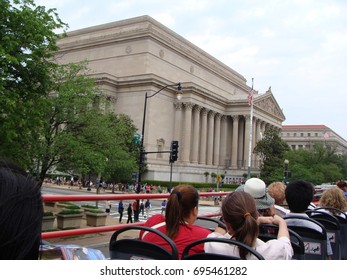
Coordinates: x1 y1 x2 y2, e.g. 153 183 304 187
43 211 54 216
58 209 82 215
64 205 81 210
81 204 99 209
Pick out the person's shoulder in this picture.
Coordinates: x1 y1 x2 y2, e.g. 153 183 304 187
189 224 212 236
144 214 165 227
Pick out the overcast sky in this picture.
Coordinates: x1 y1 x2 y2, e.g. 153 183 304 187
36 0 347 139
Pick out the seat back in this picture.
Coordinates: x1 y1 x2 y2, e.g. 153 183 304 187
258 224 305 260
284 216 328 260
181 237 264 260
194 216 226 231
109 225 178 260
306 208 344 260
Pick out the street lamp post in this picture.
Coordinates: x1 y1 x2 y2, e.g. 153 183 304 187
283 159 290 185
136 83 182 193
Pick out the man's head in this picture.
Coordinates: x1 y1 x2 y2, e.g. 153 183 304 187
285 180 314 213
0 159 43 259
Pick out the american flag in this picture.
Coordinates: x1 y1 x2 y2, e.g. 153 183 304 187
248 89 254 106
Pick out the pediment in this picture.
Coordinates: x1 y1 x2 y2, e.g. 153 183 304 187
254 92 285 121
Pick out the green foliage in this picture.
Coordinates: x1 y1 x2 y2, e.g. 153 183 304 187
58 209 82 215
0 0 67 167
64 205 81 210
253 127 290 184
81 204 99 209
284 143 345 185
43 211 54 216
1 2 138 184
254 137 346 185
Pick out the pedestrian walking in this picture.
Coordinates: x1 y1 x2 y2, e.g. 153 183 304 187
118 200 124 223
126 203 133 224
133 200 140 222
161 199 167 215
144 199 151 219
140 199 145 217
105 200 111 213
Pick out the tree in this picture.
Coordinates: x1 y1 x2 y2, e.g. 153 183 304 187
0 0 67 167
1 2 139 183
204 171 210 183
284 143 343 185
253 127 290 184
28 62 138 183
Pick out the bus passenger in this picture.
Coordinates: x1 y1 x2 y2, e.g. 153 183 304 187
140 185 211 259
0 159 43 259
204 191 293 260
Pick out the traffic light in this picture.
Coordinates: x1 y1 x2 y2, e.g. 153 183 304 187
140 147 147 165
170 140 179 163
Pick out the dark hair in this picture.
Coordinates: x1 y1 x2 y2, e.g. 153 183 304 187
221 191 258 260
336 180 347 189
165 185 199 239
0 159 43 259
285 180 314 212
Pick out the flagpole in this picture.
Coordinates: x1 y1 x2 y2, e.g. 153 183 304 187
247 78 254 179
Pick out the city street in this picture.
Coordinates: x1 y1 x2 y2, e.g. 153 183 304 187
42 184 221 259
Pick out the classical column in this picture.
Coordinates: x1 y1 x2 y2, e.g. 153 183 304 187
206 111 215 165
213 113 221 166
220 115 228 166
199 108 208 165
173 102 184 160
260 121 266 139
182 102 193 163
191 105 201 164
231 115 239 169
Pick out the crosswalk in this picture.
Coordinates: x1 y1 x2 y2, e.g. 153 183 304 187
108 204 221 223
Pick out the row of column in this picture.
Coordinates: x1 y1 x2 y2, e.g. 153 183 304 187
173 102 276 169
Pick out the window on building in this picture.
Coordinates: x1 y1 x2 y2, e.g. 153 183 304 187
315 133 318 137
291 145 296 150
294 133 296 136
301 133 304 137
308 133 310 137
287 133 290 137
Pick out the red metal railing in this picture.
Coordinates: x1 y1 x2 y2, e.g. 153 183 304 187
41 191 227 239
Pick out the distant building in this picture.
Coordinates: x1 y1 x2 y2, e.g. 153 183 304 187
281 125 347 155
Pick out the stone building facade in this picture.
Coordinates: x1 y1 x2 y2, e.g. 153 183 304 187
281 125 347 155
55 16 285 184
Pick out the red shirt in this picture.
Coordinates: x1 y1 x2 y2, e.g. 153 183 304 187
140 214 211 259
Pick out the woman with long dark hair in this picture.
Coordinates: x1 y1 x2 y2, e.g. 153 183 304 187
140 184 210 259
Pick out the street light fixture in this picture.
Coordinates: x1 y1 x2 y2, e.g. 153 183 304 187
136 82 182 193
283 159 290 184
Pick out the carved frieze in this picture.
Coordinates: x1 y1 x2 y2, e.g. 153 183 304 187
255 97 283 118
